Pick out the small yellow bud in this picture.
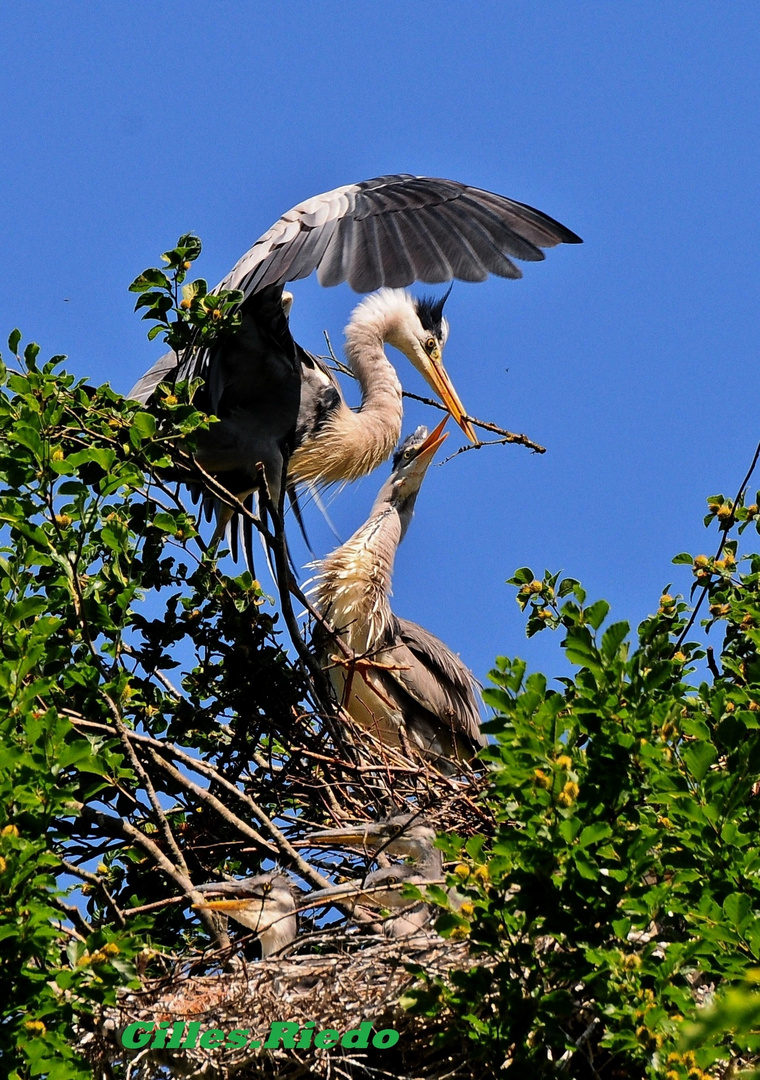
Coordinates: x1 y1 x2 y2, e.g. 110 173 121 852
747 504 758 518
180 299 191 310
693 555 709 568
659 594 674 607
708 502 721 514
212 308 222 320
556 755 572 770
24 1020 46 1035
473 865 490 884
537 608 553 621
717 505 733 521
54 513 72 528
162 393 178 406
102 942 120 956
449 924 470 940
714 558 727 571
459 901 475 918
51 448 64 462
673 651 687 663
1 825 19 838
454 864 470 882
534 769 551 789
183 260 192 270
0 856 7 873
529 580 543 594
749 701 760 712
725 701 736 713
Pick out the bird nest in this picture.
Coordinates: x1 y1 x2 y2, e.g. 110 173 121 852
85 929 483 1080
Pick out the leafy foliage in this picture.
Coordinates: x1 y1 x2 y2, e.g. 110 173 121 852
405 486 760 1077
0 331 309 1078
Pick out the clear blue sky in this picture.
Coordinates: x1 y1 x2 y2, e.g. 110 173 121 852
1 3 758 686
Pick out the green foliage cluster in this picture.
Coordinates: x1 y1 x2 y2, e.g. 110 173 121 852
0 333 308 1078
129 233 244 349
406 498 760 1077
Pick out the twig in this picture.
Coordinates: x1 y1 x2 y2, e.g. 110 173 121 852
60 857 126 929
675 438 760 649
67 712 331 890
77 804 230 949
101 689 191 879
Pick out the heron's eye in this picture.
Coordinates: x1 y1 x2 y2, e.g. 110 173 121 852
403 449 414 460
425 337 437 353
387 876 398 885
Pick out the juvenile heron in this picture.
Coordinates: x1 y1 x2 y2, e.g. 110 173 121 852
308 864 434 940
193 872 297 957
310 421 485 771
129 174 581 525
303 814 442 877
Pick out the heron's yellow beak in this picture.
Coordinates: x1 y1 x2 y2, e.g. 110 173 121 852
415 417 450 462
423 354 477 443
193 898 256 913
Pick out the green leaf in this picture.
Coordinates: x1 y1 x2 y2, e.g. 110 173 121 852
601 620 629 659
723 893 752 928
672 552 694 564
130 412 157 439
682 741 718 782
563 627 602 671
8 328 22 354
129 268 172 293
578 823 613 848
584 599 610 630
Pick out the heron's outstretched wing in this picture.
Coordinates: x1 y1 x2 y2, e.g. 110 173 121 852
377 615 485 755
217 174 582 298
128 348 179 405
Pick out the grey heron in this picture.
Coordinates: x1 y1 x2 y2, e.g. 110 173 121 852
310 420 485 771
193 872 297 957
303 814 442 877
129 174 581 528
307 864 435 940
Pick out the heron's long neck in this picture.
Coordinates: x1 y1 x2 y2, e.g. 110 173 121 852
313 506 401 654
290 293 406 486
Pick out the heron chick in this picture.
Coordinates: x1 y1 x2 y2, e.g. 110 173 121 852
310 420 485 771
303 814 442 877
308 864 434 940
193 872 297 957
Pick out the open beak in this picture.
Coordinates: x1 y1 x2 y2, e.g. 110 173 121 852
404 417 450 483
424 356 477 443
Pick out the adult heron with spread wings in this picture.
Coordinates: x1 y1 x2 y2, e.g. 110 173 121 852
129 175 581 527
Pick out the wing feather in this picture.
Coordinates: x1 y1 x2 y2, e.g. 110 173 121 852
383 616 485 749
215 174 580 299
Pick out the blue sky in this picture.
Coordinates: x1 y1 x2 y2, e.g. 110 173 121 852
1 3 758 687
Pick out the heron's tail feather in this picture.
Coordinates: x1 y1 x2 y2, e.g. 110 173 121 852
287 486 313 555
